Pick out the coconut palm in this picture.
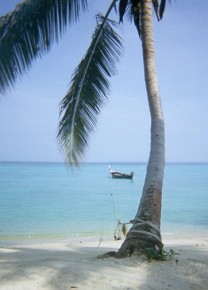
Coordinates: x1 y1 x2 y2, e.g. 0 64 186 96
116 0 167 258
0 0 169 257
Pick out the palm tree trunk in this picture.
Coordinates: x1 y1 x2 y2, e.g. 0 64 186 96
116 0 165 258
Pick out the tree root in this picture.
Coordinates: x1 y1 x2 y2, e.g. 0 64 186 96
97 251 117 259
97 221 163 259
116 222 163 258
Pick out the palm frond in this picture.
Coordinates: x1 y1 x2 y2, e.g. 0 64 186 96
58 13 123 165
0 0 88 94
159 0 166 19
119 0 128 23
132 0 141 37
152 0 160 21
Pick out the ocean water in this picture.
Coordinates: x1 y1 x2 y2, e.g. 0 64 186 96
0 162 207 243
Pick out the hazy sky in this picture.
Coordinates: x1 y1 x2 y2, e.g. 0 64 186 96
0 0 207 163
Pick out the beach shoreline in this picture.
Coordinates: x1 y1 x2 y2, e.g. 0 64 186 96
0 235 207 290
1 224 208 245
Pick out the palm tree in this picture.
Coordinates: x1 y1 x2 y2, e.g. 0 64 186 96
0 0 169 257
116 0 166 258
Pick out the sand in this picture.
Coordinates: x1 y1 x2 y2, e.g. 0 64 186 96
0 235 208 290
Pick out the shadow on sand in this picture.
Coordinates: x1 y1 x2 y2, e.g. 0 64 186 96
0 241 208 289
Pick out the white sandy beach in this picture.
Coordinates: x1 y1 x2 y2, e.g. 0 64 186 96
0 235 208 290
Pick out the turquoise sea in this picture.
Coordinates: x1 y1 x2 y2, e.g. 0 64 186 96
0 162 207 243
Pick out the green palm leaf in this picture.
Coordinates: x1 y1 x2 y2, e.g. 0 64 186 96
0 0 87 94
58 13 123 165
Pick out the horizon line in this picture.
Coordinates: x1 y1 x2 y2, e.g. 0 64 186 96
0 160 207 165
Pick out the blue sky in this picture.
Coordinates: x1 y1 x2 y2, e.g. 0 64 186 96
0 0 207 163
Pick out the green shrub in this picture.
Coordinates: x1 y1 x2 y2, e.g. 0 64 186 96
146 245 178 262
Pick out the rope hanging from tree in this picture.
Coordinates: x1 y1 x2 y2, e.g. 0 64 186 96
109 179 130 240
114 220 129 240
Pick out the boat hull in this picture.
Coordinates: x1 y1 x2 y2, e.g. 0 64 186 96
110 170 134 180
111 174 133 179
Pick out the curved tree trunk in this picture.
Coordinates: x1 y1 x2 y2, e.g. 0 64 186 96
117 0 165 258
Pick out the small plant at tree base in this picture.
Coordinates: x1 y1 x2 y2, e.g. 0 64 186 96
146 245 179 262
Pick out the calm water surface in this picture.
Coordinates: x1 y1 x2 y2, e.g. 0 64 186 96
0 162 207 242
